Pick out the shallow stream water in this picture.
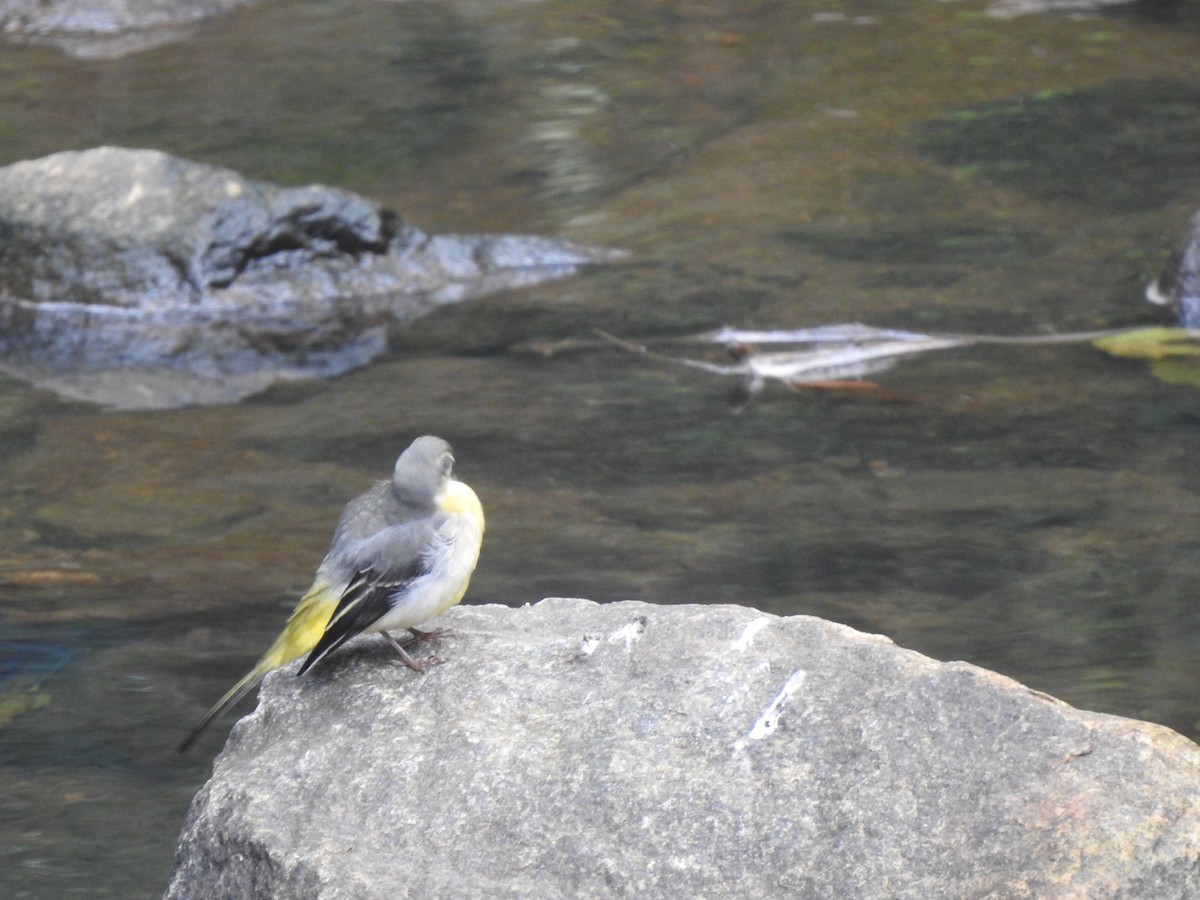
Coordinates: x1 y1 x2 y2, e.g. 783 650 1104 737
3 0 1200 895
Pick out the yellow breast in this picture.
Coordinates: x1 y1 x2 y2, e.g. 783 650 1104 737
439 479 486 535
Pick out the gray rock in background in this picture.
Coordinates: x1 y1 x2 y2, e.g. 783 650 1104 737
0 0 254 58
985 0 1135 17
166 598 1200 899
1147 207 1200 329
0 147 621 409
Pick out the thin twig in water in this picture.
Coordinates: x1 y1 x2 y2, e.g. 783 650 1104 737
589 323 1135 407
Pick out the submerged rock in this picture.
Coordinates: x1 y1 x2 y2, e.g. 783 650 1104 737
985 0 1134 16
0 0 254 59
167 598 1200 899
0 148 621 409
1147 208 1200 329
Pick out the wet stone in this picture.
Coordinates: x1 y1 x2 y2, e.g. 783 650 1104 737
0 147 622 410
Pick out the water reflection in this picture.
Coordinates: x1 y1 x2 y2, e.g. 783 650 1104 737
2 0 1200 897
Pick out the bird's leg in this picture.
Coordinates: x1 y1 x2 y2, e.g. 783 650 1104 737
407 626 455 642
381 630 443 672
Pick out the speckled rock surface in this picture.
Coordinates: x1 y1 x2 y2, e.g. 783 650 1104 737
166 598 1200 899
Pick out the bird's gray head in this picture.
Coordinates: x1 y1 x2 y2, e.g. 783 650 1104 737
392 436 455 506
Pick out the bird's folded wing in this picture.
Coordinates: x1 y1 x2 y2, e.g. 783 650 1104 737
297 522 435 674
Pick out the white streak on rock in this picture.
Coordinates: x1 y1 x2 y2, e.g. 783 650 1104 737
732 617 771 652
749 670 807 740
608 618 646 652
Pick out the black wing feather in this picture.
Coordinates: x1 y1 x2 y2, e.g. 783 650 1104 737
297 556 429 675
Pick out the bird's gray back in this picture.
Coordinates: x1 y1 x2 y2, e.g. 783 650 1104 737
323 479 440 577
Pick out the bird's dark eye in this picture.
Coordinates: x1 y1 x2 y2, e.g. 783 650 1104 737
442 454 454 476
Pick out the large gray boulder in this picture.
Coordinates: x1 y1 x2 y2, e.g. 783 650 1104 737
0 147 620 408
166 598 1200 899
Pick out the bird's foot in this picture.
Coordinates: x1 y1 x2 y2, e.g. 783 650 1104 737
407 626 455 642
388 653 444 672
398 654 444 672
381 630 443 672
